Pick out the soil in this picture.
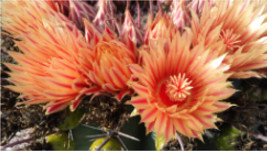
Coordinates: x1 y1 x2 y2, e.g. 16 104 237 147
80 95 130 130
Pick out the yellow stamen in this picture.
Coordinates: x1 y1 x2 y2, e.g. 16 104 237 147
165 73 193 102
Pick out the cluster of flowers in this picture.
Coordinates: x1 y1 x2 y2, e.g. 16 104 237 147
3 0 267 141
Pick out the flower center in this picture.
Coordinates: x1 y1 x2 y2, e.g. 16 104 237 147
95 42 119 62
220 29 241 53
165 73 193 102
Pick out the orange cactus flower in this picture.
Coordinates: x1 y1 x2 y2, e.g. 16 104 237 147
2 1 98 114
89 41 135 92
46 1 69 14
189 0 267 78
144 13 178 45
82 20 136 100
129 33 236 140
